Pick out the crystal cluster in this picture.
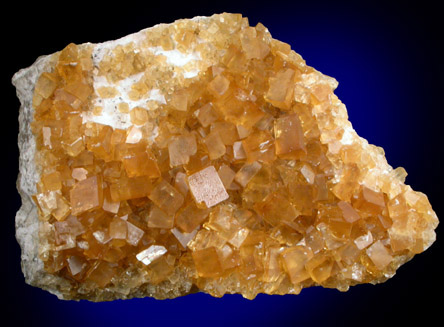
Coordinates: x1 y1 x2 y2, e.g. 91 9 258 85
15 13 438 301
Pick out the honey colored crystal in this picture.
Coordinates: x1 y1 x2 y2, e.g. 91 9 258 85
13 13 438 301
70 176 103 216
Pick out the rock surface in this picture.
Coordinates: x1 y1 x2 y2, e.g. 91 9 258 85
12 13 438 301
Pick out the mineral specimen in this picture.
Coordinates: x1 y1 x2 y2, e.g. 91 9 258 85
12 13 438 301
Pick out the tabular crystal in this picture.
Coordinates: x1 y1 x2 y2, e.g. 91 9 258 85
13 13 438 301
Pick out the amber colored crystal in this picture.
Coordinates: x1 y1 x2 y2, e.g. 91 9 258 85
110 175 152 202
208 74 230 97
123 151 160 178
203 131 226 160
27 13 438 301
188 166 229 208
175 203 210 233
192 247 224 277
70 176 103 216
196 103 218 127
282 246 312 284
274 113 306 159
147 206 174 229
265 68 295 110
168 134 197 167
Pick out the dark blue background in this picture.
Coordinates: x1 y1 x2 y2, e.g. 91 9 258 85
4 1 443 326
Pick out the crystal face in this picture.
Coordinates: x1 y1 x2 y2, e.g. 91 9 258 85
16 13 438 301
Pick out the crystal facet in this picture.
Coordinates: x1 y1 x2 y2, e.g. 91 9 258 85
13 13 438 301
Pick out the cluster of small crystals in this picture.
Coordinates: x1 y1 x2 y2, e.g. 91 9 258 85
30 13 438 299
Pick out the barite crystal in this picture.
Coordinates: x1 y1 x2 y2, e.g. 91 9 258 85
12 13 438 301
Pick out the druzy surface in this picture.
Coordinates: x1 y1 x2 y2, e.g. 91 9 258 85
13 13 438 301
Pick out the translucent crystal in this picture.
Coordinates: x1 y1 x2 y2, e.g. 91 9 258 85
67 256 86 276
136 245 167 266
147 206 174 229
70 176 102 215
192 247 223 277
366 240 393 270
265 68 295 109
126 221 144 246
175 203 210 233
171 227 199 248
34 72 58 99
233 141 247 160
338 201 361 223
203 131 226 160
123 151 160 178
188 166 229 208
282 246 311 284
217 164 236 189
234 161 262 187
275 114 306 160
109 217 127 239
148 180 184 215
21 13 437 302
168 134 197 167
196 103 218 127
354 231 374 250
208 74 230 97
72 167 88 181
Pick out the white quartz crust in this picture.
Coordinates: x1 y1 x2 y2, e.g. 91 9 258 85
11 16 213 301
12 13 430 301
13 54 72 299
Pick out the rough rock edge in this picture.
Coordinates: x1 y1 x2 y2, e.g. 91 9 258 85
12 13 438 301
11 16 214 301
12 54 71 299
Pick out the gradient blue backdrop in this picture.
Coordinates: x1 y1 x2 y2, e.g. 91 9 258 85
4 1 443 326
